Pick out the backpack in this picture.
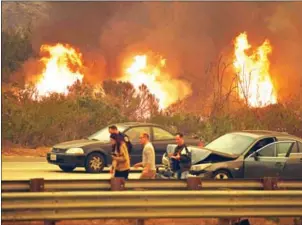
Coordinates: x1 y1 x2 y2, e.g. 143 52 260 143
179 146 192 170
120 133 133 154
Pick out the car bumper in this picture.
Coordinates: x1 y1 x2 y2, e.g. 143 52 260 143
189 170 213 179
46 153 86 167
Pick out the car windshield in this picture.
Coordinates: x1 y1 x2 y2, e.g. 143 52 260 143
88 125 126 142
205 133 256 155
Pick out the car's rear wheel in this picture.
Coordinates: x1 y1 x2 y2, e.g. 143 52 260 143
213 170 231 179
59 165 76 172
85 153 105 173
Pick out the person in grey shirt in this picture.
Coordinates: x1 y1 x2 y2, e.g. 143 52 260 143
133 132 156 179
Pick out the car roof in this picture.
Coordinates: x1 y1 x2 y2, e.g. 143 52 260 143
230 130 302 141
113 122 164 128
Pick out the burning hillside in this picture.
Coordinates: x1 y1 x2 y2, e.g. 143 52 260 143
29 43 191 108
233 32 277 108
121 54 191 109
26 32 279 109
33 44 84 97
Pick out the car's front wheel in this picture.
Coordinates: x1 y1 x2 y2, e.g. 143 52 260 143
85 153 105 173
59 165 76 172
212 170 231 179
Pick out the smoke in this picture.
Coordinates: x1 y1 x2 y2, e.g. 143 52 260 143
5 2 302 101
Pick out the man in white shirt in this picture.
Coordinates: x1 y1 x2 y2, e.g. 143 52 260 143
133 132 156 179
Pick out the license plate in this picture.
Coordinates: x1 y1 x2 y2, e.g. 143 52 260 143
50 154 57 161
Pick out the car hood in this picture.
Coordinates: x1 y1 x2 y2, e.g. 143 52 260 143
166 144 237 164
53 139 102 149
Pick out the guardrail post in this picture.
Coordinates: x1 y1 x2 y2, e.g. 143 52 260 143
30 178 56 225
110 177 125 191
30 178 44 192
110 178 143 225
262 177 278 190
187 177 202 190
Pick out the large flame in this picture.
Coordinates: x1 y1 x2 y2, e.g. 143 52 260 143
34 44 84 97
122 54 191 109
233 32 277 107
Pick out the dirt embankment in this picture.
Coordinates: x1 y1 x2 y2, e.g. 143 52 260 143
1 141 51 157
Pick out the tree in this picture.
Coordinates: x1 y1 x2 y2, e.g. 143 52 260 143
136 84 160 120
102 80 140 119
2 30 35 83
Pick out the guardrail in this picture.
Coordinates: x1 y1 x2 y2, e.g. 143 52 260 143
2 190 302 221
2 178 302 225
2 177 302 192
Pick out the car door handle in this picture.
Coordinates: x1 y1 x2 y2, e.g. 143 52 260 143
275 162 282 166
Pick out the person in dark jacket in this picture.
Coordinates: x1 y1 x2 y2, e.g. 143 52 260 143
109 125 133 155
169 132 191 179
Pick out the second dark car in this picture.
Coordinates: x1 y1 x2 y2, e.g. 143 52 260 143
47 122 201 173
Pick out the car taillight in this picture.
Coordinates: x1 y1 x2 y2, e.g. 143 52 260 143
198 141 204 147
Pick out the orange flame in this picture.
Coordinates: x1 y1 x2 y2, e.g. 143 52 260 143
122 54 191 109
233 32 277 107
34 44 84 97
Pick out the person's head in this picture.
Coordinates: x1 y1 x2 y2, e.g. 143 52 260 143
109 125 118 134
110 133 122 153
175 132 185 146
139 132 150 145
110 133 119 145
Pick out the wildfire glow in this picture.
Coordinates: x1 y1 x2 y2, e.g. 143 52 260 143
122 54 172 109
233 32 277 107
34 44 84 97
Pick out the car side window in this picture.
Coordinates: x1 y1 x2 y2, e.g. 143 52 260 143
276 142 294 157
124 127 151 142
257 143 276 157
245 137 275 158
289 142 300 158
298 142 302 153
253 141 294 158
153 127 174 140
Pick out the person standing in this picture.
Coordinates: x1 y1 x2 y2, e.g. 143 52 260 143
169 133 191 179
109 133 130 179
109 125 133 155
133 132 156 179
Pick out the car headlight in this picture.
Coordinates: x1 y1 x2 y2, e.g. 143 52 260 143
65 148 84 154
190 163 212 171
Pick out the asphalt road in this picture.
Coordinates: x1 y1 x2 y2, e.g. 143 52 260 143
1 156 142 180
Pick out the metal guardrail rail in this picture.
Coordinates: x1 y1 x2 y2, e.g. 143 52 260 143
2 178 302 192
2 190 302 221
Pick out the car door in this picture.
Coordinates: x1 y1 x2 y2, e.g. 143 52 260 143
123 126 151 165
244 141 294 178
151 126 175 165
280 141 302 179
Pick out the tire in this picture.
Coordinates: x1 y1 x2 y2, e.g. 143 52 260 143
212 169 232 179
59 165 76 172
85 152 105 173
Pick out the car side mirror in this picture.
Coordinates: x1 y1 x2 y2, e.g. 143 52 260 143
253 153 259 161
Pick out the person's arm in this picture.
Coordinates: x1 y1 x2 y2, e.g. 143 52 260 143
110 160 117 175
133 162 143 168
112 144 127 162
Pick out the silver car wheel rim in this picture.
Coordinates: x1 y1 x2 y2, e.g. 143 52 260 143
214 173 229 179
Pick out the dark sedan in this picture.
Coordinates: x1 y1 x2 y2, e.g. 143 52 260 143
161 130 302 179
47 122 201 173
